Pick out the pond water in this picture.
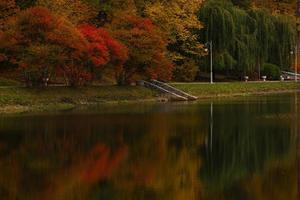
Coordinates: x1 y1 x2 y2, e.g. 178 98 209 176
0 93 299 200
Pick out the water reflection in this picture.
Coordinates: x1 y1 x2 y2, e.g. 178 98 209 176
0 93 298 200
202 93 297 200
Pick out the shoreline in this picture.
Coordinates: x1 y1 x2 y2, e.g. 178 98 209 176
0 82 299 114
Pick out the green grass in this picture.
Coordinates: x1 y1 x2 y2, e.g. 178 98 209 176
0 78 21 86
172 81 300 97
0 81 299 114
0 86 158 113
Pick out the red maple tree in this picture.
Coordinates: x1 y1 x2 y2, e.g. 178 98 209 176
78 24 128 83
110 14 174 85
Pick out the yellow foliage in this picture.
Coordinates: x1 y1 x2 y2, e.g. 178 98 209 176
145 0 205 60
36 0 97 24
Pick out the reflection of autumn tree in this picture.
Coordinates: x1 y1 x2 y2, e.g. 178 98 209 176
243 158 297 200
0 139 127 200
110 112 206 199
0 115 130 199
0 104 207 200
0 97 296 200
40 143 128 200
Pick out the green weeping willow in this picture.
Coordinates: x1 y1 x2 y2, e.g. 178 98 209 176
198 0 296 77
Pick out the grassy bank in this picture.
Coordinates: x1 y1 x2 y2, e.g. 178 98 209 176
172 81 300 98
0 81 299 114
0 86 158 114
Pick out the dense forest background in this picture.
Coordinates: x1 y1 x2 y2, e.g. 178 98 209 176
0 0 299 86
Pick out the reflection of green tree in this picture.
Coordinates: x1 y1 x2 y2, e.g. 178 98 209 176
0 94 297 200
200 97 295 191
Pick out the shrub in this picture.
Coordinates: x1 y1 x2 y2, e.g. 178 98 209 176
261 63 281 80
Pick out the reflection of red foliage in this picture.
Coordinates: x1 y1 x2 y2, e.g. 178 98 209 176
36 143 127 200
80 143 128 184
0 53 7 62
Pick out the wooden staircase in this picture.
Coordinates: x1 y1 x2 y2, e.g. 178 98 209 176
139 80 198 101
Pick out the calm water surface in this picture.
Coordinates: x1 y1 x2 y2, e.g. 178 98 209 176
0 93 299 200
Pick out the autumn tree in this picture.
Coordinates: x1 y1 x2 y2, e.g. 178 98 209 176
36 0 97 24
77 24 128 82
145 0 204 59
0 0 19 30
0 7 91 86
110 13 173 85
145 0 204 81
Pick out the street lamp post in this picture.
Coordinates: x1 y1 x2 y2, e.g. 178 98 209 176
205 41 213 84
295 44 298 82
291 45 298 82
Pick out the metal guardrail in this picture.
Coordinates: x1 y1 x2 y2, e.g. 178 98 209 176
150 80 198 100
281 71 300 77
139 80 198 101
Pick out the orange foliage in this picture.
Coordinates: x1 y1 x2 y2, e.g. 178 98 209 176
111 14 173 85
